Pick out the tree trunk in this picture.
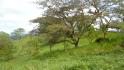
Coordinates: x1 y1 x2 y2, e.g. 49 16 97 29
64 35 67 50
74 38 79 48
103 32 106 39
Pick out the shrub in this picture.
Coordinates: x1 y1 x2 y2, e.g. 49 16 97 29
95 37 109 43
0 32 14 61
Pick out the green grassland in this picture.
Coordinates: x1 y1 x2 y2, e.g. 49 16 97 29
0 32 124 70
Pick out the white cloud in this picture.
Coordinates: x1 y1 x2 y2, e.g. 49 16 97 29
0 0 42 34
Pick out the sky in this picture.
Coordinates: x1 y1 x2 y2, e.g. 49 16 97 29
0 0 42 34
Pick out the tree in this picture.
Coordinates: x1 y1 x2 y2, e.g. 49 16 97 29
32 16 65 51
113 0 124 21
85 26 96 43
0 32 13 60
113 0 124 32
34 0 94 48
87 0 119 39
33 0 120 47
29 29 39 35
10 28 25 40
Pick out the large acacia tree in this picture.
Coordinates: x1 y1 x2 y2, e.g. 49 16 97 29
32 16 65 51
34 0 95 48
33 0 120 47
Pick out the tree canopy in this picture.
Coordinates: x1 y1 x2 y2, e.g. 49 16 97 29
10 28 25 40
31 0 123 49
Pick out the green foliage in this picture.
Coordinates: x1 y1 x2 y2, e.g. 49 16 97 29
84 26 97 43
32 0 121 48
13 35 41 57
10 28 25 40
0 0 124 69
0 32 13 60
116 22 124 31
32 0 98 48
0 32 123 70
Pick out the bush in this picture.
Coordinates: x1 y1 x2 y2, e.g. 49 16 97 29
15 35 40 56
0 32 14 61
95 37 109 43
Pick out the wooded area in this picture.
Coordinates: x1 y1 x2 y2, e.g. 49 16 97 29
0 0 124 70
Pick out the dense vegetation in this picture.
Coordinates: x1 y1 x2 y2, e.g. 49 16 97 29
0 32 124 70
0 0 124 70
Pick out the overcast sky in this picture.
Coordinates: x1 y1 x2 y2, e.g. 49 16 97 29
0 0 42 34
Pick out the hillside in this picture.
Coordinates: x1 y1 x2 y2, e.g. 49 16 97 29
0 32 124 70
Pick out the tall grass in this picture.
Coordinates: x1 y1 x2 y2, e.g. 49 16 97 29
0 32 124 70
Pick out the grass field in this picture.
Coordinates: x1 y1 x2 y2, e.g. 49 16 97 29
0 32 124 70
